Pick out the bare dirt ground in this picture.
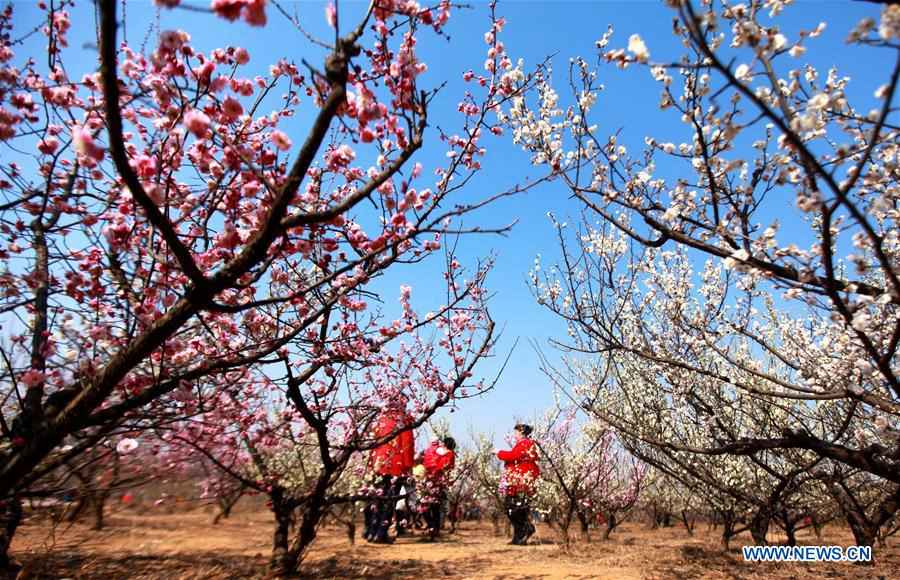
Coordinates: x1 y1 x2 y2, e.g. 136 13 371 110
10 507 900 579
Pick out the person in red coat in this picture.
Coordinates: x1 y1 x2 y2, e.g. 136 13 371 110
365 402 416 544
419 437 456 540
370 409 415 478
497 423 540 545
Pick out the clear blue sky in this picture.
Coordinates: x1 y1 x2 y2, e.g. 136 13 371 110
12 0 892 445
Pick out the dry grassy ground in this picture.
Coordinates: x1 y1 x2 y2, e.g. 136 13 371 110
10 507 900 579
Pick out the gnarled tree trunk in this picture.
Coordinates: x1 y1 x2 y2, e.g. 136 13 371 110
0 498 22 572
269 489 296 575
749 507 770 546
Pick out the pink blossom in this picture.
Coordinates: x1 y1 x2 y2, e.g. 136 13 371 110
37 137 59 155
183 109 211 138
20 369 45 388
211 0 243 21
325 3 337 28
116 438 139 454
212 0 266 26
132 154 157 178
194 61 216 83
234 47 250 64
244 0 267 26
271 130 292 151
326 144 356 170
390 213 407 228
222 97 243 121
71 125 105 163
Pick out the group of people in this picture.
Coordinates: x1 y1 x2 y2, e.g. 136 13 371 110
362 401 541 546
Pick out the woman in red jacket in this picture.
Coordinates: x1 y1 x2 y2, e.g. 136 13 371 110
497 423 540 545
365 404 416 544
419 436 457 540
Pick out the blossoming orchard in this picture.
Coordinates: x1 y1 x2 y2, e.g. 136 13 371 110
1 0 898 578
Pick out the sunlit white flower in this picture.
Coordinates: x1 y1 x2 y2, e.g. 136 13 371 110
771 33 787 51
627 34 650 63
879 5 900 40
807 93 829 111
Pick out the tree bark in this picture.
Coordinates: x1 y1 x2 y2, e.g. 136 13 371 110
601 512 617 541
577 511 591 542
825 479 897 563
91 492 107 531
345 519 356 545
780 511 797 547
212 487 243 525
720 510 735 551
64 496 87 523
271 469 334 577
0 499 22 572
847 520 878 553
269 490 295 575
749 507 770 545
681 510 695 537
559 507 573 547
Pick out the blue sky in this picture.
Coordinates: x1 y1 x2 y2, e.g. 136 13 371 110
11 0 892 446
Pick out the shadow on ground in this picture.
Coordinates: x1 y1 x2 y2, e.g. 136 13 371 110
13 547 493 579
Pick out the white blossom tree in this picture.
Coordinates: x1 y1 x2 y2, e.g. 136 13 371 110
506 0 900 551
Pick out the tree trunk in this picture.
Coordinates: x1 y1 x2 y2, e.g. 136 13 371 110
559 509 572 547
269 490 295 576
720 510 735 551
290 501 325 566
577 511 591 542
826 479 890 564
681 510 695 537
781 512 797 547
749 507 770 545
811 513 824 540
346 519 356 545
490 512 501 536
272 470 334 577
0 498 22 572
601 512 616 541
784 523 797 546
64 496 87 523
212 488 242 525
845 518 878 553
91 492 108 531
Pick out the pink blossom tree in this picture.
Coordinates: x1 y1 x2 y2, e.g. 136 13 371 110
532 406 645 543
158 249 498 573
0 0 539 569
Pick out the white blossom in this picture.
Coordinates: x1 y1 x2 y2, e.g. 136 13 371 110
627 34 650 63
